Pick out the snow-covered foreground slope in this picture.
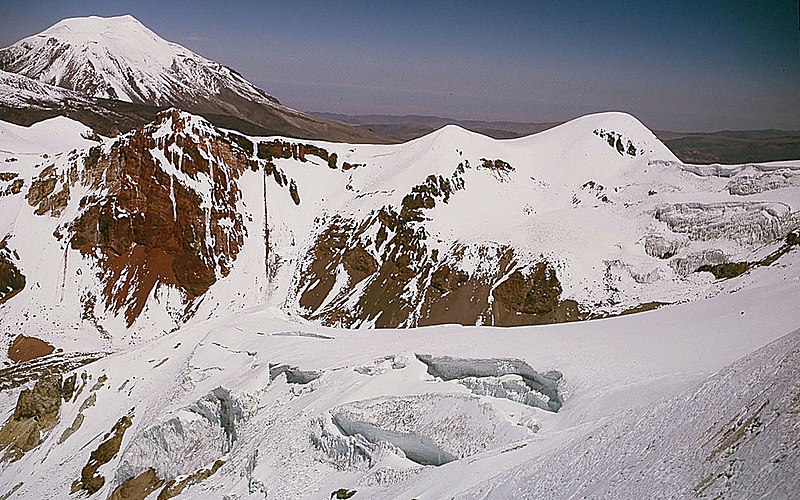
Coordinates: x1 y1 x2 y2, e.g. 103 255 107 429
0 244 797 498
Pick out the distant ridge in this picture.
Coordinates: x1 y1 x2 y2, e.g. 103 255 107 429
316 112 800 163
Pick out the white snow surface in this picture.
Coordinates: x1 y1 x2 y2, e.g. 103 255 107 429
0 110 798 345
0 69 84 109
0 248 797 498
0 115 96 154
0 110 798 497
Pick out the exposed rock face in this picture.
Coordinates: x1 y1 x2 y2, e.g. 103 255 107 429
295 163 472 327
294 157 583 328
7 335 54 363
110 460 225 500
157 459 225 499
297 207 582 328
491 264 582 326
478 158 514 181
72 414 133 495
109 468 163 500
0 238 25 306
0 374 63 462
697 262 751 280
594 128 639 156
417 245 581 327
0 172 23 197
30 109 250 325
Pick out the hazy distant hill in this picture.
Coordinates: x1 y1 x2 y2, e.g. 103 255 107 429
317 112 800 164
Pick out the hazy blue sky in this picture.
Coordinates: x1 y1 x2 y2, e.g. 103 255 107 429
1 0 798 131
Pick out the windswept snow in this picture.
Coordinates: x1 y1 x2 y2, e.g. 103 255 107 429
0 247 797 498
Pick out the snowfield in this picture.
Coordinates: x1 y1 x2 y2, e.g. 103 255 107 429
0 250 797 498
0 110 798 498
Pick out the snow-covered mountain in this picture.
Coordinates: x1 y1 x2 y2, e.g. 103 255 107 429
0 20 798 495
0 109 798 497
0 16 387 143
1 108 798 345
0 15 274 107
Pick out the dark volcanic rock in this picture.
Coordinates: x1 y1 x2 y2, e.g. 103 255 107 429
0 238 25 306
72 414 133 495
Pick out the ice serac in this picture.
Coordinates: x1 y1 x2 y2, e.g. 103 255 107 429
323 393 533 466
0 16 388 142
415 354 564 412
462 328 800 499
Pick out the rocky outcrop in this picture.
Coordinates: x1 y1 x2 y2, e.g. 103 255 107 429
0 172 23 197
31 110 250 326
72 414 133 495
491 264 582 326
594 129 639 156
478 158 514 181
296 163 470 328
295 157 584 328
27 163 69 216
157 459 225 499
7 335 54 363
0 374 64 462
0 238 24 306
109 468 163 500
696 262 751 280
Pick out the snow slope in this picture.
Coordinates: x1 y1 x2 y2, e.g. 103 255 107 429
0 115 96 154
0 69 83 109
0 238 797 498
0 107 798 498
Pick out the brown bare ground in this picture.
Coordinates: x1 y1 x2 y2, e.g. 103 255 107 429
7 335 54 363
